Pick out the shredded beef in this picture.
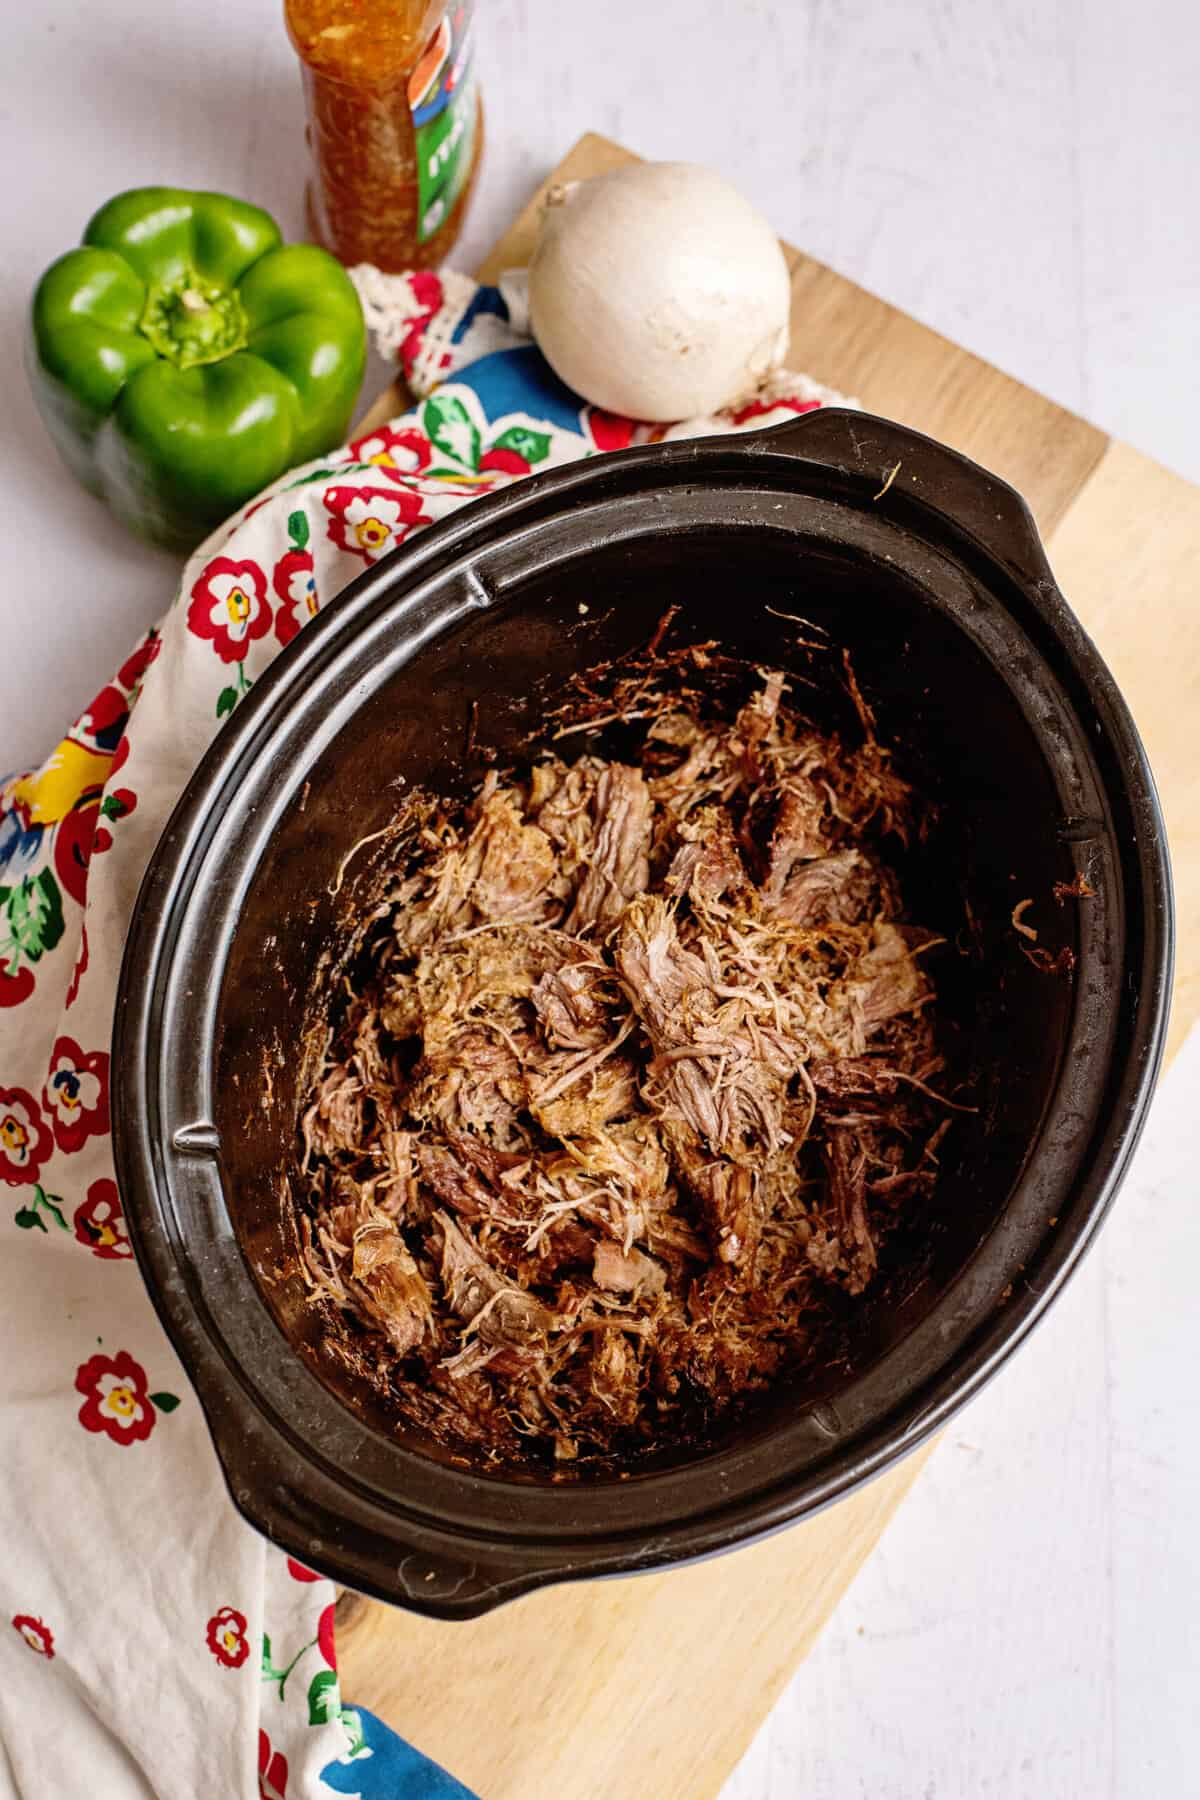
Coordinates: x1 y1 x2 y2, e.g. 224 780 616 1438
292 653 959 1470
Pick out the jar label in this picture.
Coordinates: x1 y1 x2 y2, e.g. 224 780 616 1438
410 2 478 245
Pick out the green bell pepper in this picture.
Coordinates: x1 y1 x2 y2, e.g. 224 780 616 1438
29 187 366 551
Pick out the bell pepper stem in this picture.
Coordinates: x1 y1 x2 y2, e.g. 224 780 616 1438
139 272 247 370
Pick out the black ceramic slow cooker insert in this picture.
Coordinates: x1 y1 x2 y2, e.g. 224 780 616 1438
112 409 1172 1619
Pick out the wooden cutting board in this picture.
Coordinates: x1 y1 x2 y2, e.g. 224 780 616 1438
339 132 1199 1799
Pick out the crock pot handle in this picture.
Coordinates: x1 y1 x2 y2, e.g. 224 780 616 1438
750 407 1057 589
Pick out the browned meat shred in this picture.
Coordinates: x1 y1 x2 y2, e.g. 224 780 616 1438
292 655 956 1470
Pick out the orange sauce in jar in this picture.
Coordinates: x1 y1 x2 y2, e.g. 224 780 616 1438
285 0 482 271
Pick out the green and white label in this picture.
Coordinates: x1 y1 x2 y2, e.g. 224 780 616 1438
411 3 478 244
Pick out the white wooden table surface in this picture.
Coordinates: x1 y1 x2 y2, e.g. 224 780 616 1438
4 4 1197 1795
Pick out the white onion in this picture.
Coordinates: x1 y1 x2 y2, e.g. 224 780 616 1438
527 162 792 422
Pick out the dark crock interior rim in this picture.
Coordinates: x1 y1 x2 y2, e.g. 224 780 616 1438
111 411 1174 1615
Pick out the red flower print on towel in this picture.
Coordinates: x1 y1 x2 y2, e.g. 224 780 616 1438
347 422 434 479
323 485 429 565
206 1605 250 1669
273 549 319 647
53 795 101 907
73 1179 132 1260
478 446 530 476
0 1086 52 1186
90 738 137 858
727 395 822 426
117 627 161 697
11 1615 54 1659
271 509 319 650
75 1350 178 1444
188 557 272 664
43 1036 109 1153
268 511 318 651
586 409 637 453
286 1558 320 1583
75 684 129 754
317 1602 337 1670
259 1730 289 1800
65 921 89 1009
394 269 444 380
0 961 35 1009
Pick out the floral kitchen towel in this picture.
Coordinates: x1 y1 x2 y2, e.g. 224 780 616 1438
0 265 849 1799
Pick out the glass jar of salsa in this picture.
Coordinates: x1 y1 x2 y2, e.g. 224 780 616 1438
285 0 482 271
